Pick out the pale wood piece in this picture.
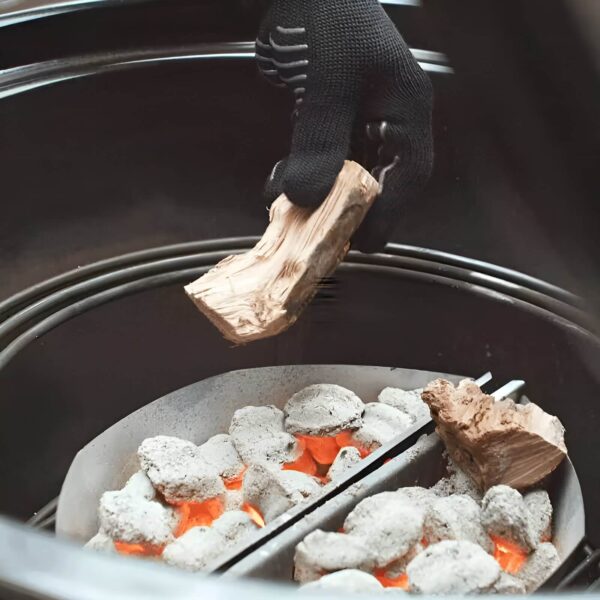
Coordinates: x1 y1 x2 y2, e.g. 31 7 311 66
184 161 379 344
422 379 567 491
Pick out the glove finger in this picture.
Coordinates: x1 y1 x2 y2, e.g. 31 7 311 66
264 158 288 204
283 100 357 208
353 119 433 253
352 159 402 254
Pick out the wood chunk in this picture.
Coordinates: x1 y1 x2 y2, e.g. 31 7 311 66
184 161 378 344
422 379 567 491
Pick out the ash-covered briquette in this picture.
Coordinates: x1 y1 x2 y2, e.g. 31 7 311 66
162 526 224 572
492 571 527 594
351 403 413 451
424 494 493 552
198 434 244 480
283 384 364 436
384 543 426 578
163 510 259 572
212 510 259 545
98 471 178 546
516 542 560 593
378 387 430 423
343 492 424 567
84 531 117 553
121 471 157 500
406 540 501 595
138 436 225 504
395 486 439 513
430 458 483 503
229 405 300 467
327 446 362 482
224 489 243 512
524 490 553 544
242 464 321 523
294 530 378 583
481 485 536 551
300 569 385 593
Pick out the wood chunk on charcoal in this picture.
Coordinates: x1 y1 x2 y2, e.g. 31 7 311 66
524 490 553 544
284 384 364 436
516 542 560 593
351 403 413 451
378 387 430 423
198 434 244 480
85 531 117 553
138 436 225 504
229 405 301 467
343 492 424 567
212 510 259 546
243 464 321 523
422 379 567 490
481 485 536 551
327 447 362 482
163 526 225 572
492 571 527 594
99 477 178 546
407 540 501 595
294 530 378 583
424 495 493 552
301 570 384 593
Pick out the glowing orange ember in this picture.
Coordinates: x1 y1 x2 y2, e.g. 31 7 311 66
242 502 266 527
283 448 318 476
224 468 246 491
175 497 224 537
374 568 409 589
114 541 164 557
114 428 376 560
492 535 528 574
297 434 340 465
334 431 371 458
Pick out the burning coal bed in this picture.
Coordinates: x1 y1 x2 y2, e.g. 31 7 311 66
85 383 430 571
294 463 558 595
294 381 563 595
85 379 563 595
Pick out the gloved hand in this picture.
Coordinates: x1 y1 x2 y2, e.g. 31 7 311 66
255 0 434 253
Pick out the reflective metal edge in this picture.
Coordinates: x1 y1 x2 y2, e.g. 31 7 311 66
0 0 422 27
0 42 452 99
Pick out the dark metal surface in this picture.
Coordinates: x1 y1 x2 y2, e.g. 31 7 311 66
0 243 593 359
0 0 597 308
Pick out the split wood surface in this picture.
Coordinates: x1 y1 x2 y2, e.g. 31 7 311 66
422 379 568 491
185 161 379 344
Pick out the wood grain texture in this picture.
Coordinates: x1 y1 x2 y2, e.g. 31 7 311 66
184 161 379 344
422 379 567 491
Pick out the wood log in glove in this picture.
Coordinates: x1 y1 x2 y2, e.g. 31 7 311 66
255 0 434 252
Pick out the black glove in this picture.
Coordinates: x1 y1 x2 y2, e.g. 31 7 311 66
255 0 434 253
